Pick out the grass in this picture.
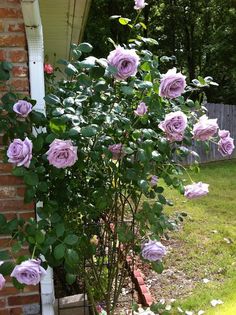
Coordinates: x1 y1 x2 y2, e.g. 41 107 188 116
161 160 236 314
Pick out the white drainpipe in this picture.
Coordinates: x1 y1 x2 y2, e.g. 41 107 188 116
21 1 55 315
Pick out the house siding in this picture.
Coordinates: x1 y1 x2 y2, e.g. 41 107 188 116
0 0 41 314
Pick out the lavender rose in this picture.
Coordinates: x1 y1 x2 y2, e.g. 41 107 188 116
184 182 209 199
46 139 78 169
150 175 158 187
13 100 32 118
108 143 124 160
134 102 148 116
10 259 46 285
193 115 218 141
218 136 235 157
7 137 32 168
158 111 188 142
218 129 230 138
107 46 140 80
141 240 166 262
159 68 186 99
134 0 147 10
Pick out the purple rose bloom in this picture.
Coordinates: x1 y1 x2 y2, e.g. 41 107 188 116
184 182 209 199
0 273 5 290
107 46 140 80
150 175 158 187
158 111 188 142
134 0 147 10
193 115 218 141
7 137 32 168
10 259 47 286
218 129 230 139
13 100 33 118
134 102 148 116
218 136 235 157
46 139 78 169
108 143 124 160
159 68 186 99
141 240 166 262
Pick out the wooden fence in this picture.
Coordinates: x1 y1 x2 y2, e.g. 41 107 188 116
186 103 236 164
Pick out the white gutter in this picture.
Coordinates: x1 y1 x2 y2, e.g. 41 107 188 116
20 1 55 315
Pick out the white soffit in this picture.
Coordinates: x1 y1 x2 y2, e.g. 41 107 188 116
39 0 91 62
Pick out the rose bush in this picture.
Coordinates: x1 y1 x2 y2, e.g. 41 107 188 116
0 3 234 314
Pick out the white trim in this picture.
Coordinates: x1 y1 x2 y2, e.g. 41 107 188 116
21 1 55 315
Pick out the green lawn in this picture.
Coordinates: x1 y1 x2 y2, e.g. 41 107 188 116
162 160 236 314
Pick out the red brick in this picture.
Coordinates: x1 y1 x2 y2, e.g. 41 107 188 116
9 308 23 315
0 21 4 32
0 164 13 173
0 175 23 185
11 79 29 91
0 286 19 297
0 35 26 47
0 309 10 315
7 0 21 3
0 298 6 308
3 212 17 220
16 187 25 197
8 50 27 63
0 50 6 61
0 9 22 19
8 294 40 306
0 200 34 211
136 276 144 285
140 285 148 294
0 186 16 198
18 212 35 220
0 237 11 247
133 270 142 277
143 293 153 306
12 66 28 78
8 23 24 33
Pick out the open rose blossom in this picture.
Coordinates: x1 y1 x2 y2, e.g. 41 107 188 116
159 68 186 99
134 0 147 10
107 46 140 80
134 102 148 116
218 129 230 138
184 182 209 199
44 63 54 74
46 139 78 168
108 143 124 160
7 137 32 168
218 136 235 157
193 115 218 141
158 111 188 142
10 259 46 286
141 240 166 262
13 100 32 117
150 175 158 187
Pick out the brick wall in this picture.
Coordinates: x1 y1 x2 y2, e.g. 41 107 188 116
0 1 41 314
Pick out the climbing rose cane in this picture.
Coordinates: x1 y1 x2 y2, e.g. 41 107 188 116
10 259 47 286
134 0 147 10
46 139 78 168
7 137 32 168
184 182 209 199
141 240 166 261
193 115 218 141
13 100 32 117
159 68 186 99
107 46 140 80
158 111 188 142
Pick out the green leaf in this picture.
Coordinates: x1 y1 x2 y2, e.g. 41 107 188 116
38 182 48 192
0 261 14 275
35 230 45 244
66 249 79 265
54 243 66 260
56 223 65 238
12 277 25 289
44 94 61 105
24 186 36 203
81 125 98 137
49 118 66 134
78 42 93 53
33 135 44 152
12 167 26 177
66 273 77 284
118 17 131 25
0 250 10 260
64 234 79 245
65 64 78 77
24 172 39 186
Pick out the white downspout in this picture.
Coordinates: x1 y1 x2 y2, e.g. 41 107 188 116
21 1 55 315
